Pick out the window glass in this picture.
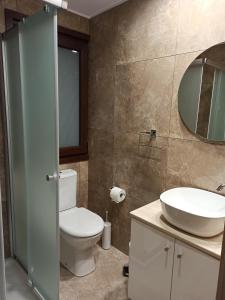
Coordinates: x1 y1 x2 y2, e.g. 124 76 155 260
58 46 79 148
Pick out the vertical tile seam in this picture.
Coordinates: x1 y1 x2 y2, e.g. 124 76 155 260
112 9 117 187
166 0 181 191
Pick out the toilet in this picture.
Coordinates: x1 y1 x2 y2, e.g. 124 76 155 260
59 169 104 277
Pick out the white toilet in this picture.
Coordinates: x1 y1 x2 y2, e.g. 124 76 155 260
59 169 104 277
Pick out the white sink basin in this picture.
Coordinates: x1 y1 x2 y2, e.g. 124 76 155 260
160 187 225 237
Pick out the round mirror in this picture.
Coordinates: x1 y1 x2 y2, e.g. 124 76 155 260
178 43 225 142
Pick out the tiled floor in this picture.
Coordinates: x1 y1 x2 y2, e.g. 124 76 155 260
60 246 129 300
5 258 37 300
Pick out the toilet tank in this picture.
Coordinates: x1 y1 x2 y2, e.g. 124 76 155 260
59 169 77 212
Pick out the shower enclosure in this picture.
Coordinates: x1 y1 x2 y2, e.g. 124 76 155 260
0 5 60 300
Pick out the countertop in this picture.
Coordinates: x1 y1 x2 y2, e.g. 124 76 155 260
130 200 222 260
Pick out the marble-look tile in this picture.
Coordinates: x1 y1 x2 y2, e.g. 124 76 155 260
0 2 4 30
60 162 80 173
114 0 179 64
112 131 168 253
88 183 112 221
89 65 115 132
60 246 128 300
79 161 88 183
89 10 116 67
169 51 202 140
114 133 167 201
58 9 89 34
166 138 225 194
16 0 42 15
176 0 225 54
0 24 5 33
78 16 89 35
4 0 17 10
114 155 165 202
115 56 175 136
88 128 114 188
88 128 114 160
114 132 139 159
89 157 113 189
79 180 88 208
111 202 131 254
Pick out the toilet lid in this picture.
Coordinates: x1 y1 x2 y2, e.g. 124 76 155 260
59 207 104 238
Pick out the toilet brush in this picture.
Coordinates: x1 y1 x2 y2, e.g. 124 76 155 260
102 211 111 250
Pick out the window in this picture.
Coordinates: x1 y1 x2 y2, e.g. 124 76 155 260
5 9 89 163
58 47 80 148
58 27 89 163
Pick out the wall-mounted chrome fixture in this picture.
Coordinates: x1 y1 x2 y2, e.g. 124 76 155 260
144 129 156 139
139 130 157 141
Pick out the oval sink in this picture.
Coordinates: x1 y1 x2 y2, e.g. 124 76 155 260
160 187 225 237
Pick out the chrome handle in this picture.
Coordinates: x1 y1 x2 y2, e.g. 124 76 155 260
46 172 58 181
164 242 171 252
177 248 183 259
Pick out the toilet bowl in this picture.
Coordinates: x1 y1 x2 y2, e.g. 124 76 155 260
59 170 104 277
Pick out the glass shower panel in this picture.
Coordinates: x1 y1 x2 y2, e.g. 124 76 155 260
0 193 6 300
58 47 80 147
208 69 225 140
178 64 203 133
3 27 28 268
19 7 59 299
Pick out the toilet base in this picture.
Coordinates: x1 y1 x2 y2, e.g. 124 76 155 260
60 233 101 277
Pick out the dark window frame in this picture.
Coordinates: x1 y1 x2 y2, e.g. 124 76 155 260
5 9 89 164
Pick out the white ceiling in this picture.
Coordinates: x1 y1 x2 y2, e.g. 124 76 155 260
67 0 128 19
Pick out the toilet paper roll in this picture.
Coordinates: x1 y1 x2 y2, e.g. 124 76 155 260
110 187 126 203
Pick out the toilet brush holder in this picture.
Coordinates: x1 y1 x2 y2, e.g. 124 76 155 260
102 211 111 250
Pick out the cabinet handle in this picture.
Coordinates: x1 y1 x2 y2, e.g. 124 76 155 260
164 242 171 252
177 248 183 258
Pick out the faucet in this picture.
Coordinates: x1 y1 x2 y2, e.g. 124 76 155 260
216 184 225 191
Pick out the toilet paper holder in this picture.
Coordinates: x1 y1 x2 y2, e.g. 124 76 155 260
109 186 126 203
109 187 124 197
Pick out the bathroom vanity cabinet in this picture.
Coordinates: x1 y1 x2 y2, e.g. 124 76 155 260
128 212 220 300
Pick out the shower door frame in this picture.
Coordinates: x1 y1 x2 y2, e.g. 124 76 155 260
0 34 7 300
0 187 6 300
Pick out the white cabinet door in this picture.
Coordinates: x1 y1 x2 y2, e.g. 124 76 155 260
128 219 175 300
171 240 219 300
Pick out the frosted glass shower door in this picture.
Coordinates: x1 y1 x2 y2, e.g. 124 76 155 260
3 6 59 300
178 64 203 133
208 70 225 140
20 7 59 300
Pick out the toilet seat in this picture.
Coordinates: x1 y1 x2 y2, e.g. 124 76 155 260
59 207 104 238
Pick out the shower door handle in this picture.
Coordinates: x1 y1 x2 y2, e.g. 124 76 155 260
46 172 58 181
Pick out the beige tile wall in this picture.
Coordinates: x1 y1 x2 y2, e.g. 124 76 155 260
88 0 225 254
0 0 89 257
